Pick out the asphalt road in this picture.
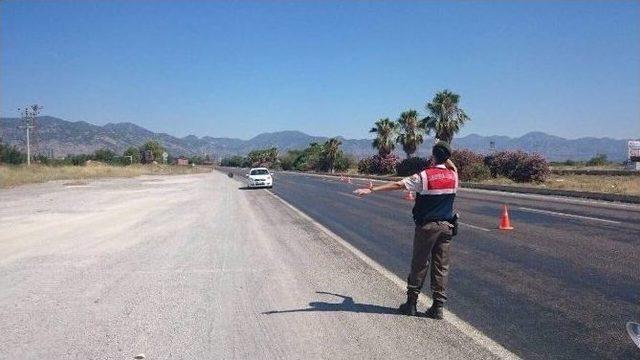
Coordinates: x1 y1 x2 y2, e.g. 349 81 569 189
0 171 510 359
226 168 640 359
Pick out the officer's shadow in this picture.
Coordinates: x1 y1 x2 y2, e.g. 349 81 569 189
262 291 400 316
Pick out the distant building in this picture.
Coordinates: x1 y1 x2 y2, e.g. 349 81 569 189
176 157 189 166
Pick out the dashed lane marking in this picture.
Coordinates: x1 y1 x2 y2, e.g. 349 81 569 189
517 207 621 224
459 222 491 232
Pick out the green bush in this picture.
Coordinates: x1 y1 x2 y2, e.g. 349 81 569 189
279 150 301 170
140 140 165 161
293 144 323 171
586 153 608 166
246 148 278 168
93 149 117 163
332 153 354 172
190 156 204 165
0 143 26 164
64 154 92 166
357 157 373 174
123 147 141 164
221 156 246 167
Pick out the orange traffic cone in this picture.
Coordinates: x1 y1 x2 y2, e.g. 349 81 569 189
368 180 373 189
499 204 514 230
404 191 415 201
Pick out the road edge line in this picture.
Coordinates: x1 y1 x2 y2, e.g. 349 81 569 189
264 189 520 360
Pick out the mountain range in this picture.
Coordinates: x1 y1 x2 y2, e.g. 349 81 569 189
0 116 632 161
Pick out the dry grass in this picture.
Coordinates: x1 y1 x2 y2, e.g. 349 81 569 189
0 163 212 188
480 174 640 196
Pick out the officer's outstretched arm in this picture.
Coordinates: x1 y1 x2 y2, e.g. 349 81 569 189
353 180 404 196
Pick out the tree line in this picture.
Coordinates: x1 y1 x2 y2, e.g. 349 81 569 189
221 138 354 173
222 90 468 173
0 139 207 166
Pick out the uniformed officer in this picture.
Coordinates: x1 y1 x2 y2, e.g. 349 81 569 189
354 141 458 319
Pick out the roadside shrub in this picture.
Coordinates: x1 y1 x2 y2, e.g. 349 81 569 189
396 157 428 176
333 153 354 172
189 156 204 165
64 154 92 166
484 150 549 183
93 148 117 163
221 155 246 167
123 147 142 164
586 153 608 166
466 163 492 182
360 154 399 175
293 144 323 171
140 140 165 161
484 151 528 179
450 149 491 182
279 150 301 171
247 147 278 168
357 157 373 174
516 153 549 182
0 144 26 164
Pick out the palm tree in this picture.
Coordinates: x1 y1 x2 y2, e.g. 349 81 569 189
322 137 342 173
397 109 426 158
370 118 397 156
422 90 470 144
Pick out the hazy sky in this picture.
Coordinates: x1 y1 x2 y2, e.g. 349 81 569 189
1 1 638 140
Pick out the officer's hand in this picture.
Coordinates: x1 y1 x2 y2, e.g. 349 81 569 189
353 188 372 196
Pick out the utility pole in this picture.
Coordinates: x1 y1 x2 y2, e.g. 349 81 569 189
18 105 42 166
26 123 32 165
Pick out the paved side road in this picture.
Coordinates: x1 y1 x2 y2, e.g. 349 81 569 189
0 172 508 359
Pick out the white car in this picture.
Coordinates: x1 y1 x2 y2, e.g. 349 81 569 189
246 167 273 188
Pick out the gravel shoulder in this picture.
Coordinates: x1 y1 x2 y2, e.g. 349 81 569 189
0 172 501 359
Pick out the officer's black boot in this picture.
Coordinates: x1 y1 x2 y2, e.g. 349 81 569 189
398 292 419 316
424 301 444 320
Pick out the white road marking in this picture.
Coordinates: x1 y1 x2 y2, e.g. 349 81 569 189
265 190 519 360
460 222 491 232
517 207 621 224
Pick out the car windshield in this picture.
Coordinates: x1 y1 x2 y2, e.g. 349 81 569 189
250 169 269 175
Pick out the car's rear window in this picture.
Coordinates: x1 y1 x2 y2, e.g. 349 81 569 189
251 169 269 175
